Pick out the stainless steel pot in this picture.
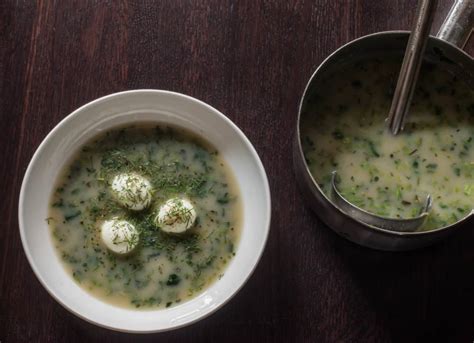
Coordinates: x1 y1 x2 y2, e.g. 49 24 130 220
294 0 473 251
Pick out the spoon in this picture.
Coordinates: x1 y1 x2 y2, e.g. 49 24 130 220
331 171 433 232
330 0 437 232
387 0 438 134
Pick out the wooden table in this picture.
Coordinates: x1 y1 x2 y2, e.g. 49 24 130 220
1 1 473 341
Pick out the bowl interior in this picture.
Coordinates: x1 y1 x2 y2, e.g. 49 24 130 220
19 90 271 332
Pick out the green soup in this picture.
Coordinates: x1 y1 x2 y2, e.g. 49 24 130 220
301 59 473 231
48 124 242 309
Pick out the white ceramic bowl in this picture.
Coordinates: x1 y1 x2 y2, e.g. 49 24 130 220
19 90 271 333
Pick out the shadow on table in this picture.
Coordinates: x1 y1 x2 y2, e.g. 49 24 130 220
331 224 474 341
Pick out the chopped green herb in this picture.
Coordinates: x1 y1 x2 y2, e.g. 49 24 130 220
166 274 181 286
64 211 81 221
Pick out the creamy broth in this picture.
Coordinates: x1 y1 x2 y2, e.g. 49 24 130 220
301 59 473 230
48 125 242 309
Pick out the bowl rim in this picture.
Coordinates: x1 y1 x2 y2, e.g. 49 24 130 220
18 89 272 333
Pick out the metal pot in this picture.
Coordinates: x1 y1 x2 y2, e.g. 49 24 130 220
294 0 473 251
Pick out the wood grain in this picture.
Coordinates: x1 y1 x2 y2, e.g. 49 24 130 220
1 1 473 342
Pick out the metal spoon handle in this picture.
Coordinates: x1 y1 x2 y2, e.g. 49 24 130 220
387 0 437 135
437 0 474 49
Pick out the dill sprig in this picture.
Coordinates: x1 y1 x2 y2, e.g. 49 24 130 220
161 199 194 228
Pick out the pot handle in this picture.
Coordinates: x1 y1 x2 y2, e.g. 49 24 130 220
436 0 474 48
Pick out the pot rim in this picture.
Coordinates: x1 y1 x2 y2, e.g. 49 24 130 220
295 30 474 237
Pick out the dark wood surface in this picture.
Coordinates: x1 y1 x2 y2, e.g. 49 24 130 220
1 1 473 342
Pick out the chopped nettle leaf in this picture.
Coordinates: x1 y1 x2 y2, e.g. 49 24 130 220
65 211 81 221
166 274 181 286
